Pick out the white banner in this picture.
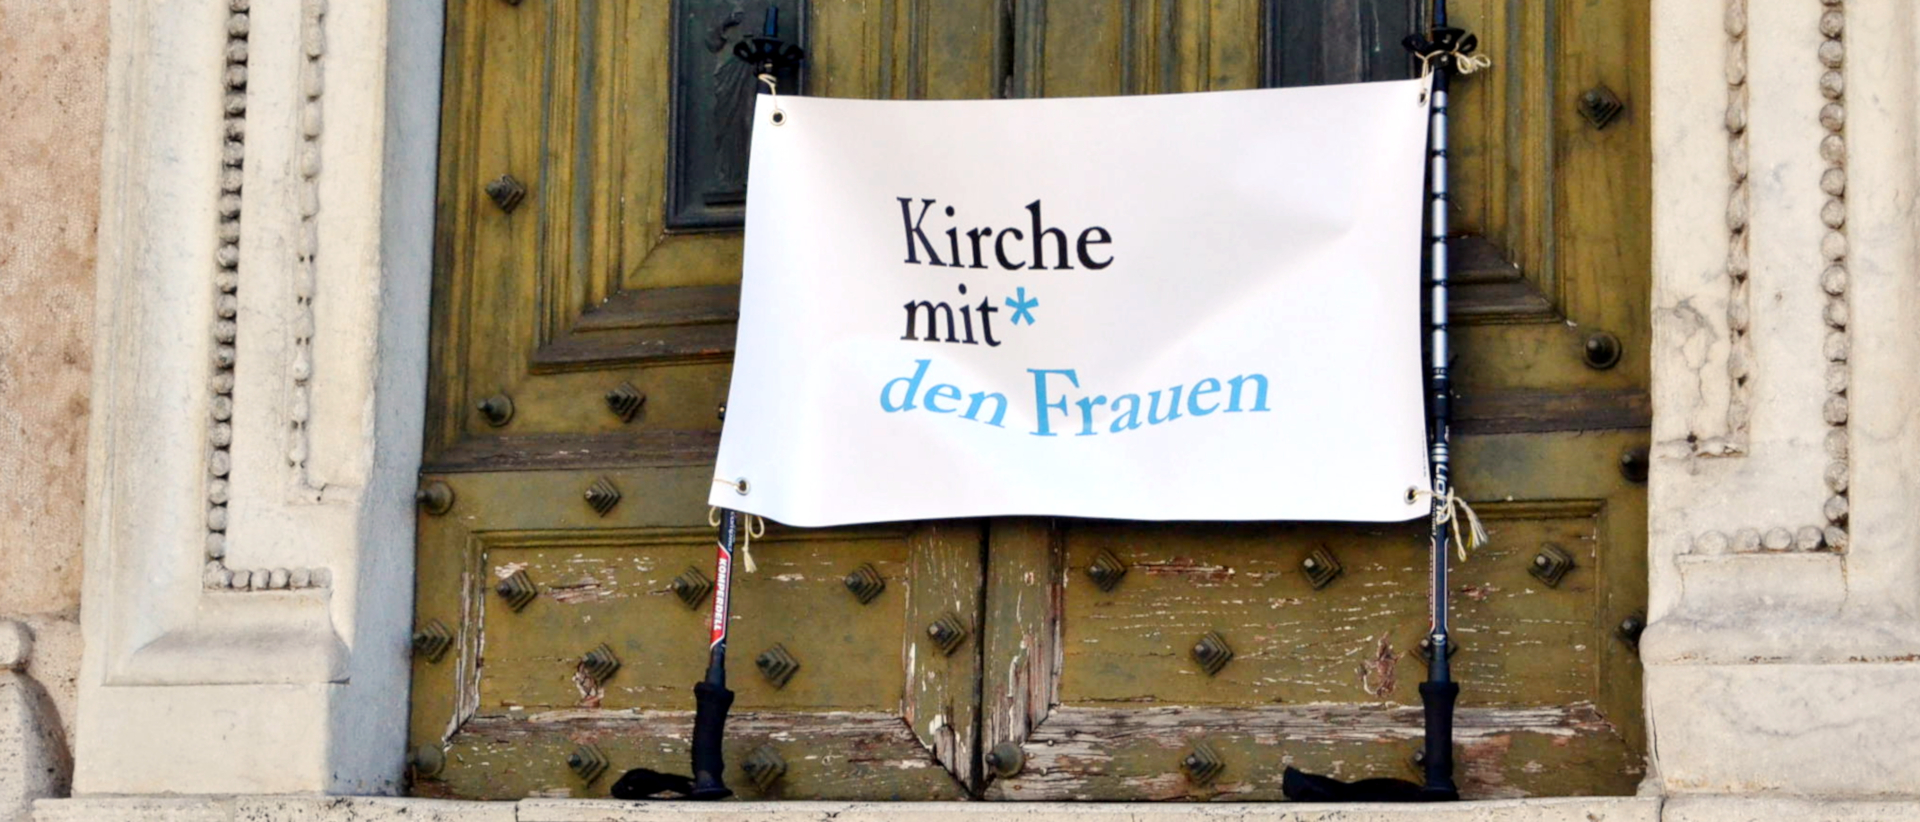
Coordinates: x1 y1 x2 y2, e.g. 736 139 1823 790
711 79 1434 527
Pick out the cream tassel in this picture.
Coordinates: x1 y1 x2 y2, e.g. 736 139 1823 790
708 506 769 573
1414 488 1489 561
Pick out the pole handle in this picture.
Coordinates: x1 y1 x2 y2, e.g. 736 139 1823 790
1417 680 1460 800
688 680 735 800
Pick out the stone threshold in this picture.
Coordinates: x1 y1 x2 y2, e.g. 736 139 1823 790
34 796 1920 822
36 796 1662 822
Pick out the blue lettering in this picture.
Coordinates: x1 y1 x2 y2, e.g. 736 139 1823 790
1147 386 1184 425
1074 395 1109 436
881 360 932 412
1029 368 1080 437
963 391 1008 427
926 383 962 414
1109 394 1143 432
1227 374 1270 412
1188 377 1222 416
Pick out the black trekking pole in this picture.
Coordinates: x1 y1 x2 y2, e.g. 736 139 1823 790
1282 0 1478 803
612 12 801 802
609 508 740 800
687 508 742 799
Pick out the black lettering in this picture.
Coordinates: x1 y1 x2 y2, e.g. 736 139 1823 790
944 207 962 266
994 228 1026 270
902 301 960 342
1076 226 1114 269
965 228 992 269
975 297 1002 347
899 198 945 266
958 285 975 344
1027 200 1072 270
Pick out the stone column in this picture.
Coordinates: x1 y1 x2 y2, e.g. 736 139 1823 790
0 623 69 822
1647 0 1920 795
72 0 442 794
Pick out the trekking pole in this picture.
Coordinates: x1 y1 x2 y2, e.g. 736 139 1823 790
605 507 740 801
612 12 800 804
1283 0 1480 803
683 11 800 800
1413 3 1463 795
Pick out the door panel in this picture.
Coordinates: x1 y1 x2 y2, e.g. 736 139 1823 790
1448 0 1652 384
984 450 1646 800
411 466 985 799
977 0 1649 802
413 0 1000 799
416 0 1650 801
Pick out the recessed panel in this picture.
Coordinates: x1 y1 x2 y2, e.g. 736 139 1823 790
477 534 909 712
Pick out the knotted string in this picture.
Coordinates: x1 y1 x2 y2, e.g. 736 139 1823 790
708 500 768 573
1412 487 1489 561
757 73 786 125
1418 48 1493 79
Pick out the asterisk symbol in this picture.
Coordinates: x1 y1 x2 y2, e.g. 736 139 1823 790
1005 287 1040 326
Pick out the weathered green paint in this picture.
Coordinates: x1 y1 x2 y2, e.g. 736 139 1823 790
417 0 1652 800
988 705 1642 800
416 713 966 801
1056 511 1602 709
475 536 912 712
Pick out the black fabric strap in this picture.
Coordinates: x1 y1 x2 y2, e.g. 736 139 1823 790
609 768 695 800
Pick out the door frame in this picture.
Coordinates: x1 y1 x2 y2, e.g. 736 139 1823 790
85 0 1920 802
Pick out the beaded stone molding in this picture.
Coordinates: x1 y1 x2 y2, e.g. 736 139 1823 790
1706 0 1754 458
288 0 326 501
1813 0 1851 552
1688 0 1850 557
203 0 333 591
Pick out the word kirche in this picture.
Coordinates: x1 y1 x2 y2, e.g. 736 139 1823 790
897 197 1110 346
898 197 1113 271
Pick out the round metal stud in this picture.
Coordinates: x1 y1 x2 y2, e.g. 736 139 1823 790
1620 445 1651 484
986 742 1026 778
415 480 454 515
1583 331 1623 370
409 744 446 778
475 393 515 427
1617 613 1647 651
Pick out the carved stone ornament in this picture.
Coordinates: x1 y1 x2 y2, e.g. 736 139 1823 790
1681 0 1847 557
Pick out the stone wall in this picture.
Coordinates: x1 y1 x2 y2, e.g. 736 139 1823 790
1645 0 1920 796
0 0 108 744
17 0 1920 817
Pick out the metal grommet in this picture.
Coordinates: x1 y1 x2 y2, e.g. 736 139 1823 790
771 110 786 126
1406 486 1420 504
735 478 750 496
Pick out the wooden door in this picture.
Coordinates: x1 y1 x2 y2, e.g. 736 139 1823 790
411 0 1650 801
979 0 1650 800
409 0 1002 799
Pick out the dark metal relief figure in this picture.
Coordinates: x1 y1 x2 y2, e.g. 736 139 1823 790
709 11 753 206
668 0 808 230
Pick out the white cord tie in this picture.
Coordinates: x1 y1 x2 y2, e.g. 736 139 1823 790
757 73 786 125
708 504 768 574
1418 49 1493 79
1412 487 1488 561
